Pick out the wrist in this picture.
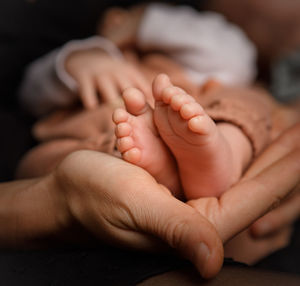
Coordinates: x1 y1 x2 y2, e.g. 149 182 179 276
0 175 72 248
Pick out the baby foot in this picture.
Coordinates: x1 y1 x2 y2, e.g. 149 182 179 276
153 74 236 199
112 87 181 196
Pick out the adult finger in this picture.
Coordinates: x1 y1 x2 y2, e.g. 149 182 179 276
243 123 300 180
224 226 293 265
77 75 99 109
96 75 120 104
133 185 224 279
61 151 224 279
190 149 300 243
104 166 224 279
219 149 300 242
250 191 300 237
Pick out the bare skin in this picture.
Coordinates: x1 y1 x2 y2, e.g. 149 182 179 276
65 47 150 109
112 87 181 197
113 74 252 199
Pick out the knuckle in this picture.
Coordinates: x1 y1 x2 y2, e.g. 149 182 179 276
163 212 199 248
280 123 300 149
269 194 284 211
165 219 188 248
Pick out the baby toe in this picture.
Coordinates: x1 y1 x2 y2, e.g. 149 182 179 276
123 147 141 164
161 87 183 104
113 108 129 124
180 102 204 120
116 136 135 153
170 93 193 111
188 114 215 135
115 122 132 137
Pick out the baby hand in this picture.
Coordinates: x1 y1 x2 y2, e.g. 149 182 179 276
65 48 150 109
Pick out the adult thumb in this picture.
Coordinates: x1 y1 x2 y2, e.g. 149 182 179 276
138 187 224 279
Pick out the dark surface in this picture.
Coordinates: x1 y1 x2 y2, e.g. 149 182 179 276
0 245 189 286
255 219 300 274
0 226 298 286
140 264 300 286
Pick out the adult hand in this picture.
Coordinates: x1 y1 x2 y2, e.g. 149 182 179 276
189 123 299 264
224 226 293 265
250 191 299 238
53 122 299 278
4 125 298 279
248 123 300 238
65 48 150 109
235 123 299 264
53 151 223 279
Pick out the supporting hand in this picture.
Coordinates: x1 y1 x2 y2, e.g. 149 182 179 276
53 122 299 278
3 125 298 279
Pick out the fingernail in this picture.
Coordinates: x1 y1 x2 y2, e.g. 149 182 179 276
197 242 210 276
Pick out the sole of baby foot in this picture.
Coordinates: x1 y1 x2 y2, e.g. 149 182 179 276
153 83 237 199
113 87 181 197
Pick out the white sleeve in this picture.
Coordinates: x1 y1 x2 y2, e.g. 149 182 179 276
19 36 123 117
137 4 257 86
